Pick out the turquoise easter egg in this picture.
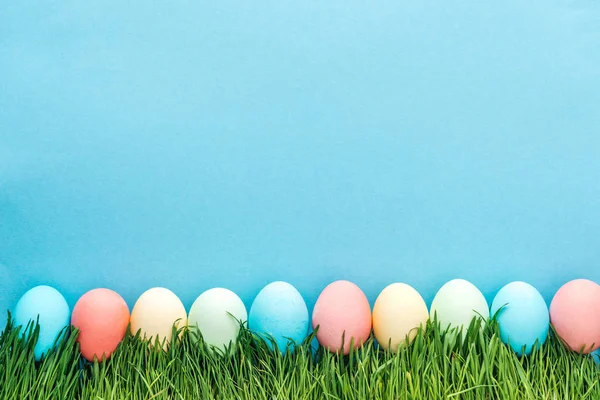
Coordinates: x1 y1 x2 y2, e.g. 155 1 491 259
249 281 309 352
491 281 549 356
13 285 71 361
592 348 600 366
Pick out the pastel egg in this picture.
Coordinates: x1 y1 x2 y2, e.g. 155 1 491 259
490 281 549 356
550 279 600 354
312 280 372 355
130 287 187 348
249 281 309 352
71 288 130 361
372 283 428 352
13 285 70 361
591 349 600 366
188 288 247 352
430 279 489 338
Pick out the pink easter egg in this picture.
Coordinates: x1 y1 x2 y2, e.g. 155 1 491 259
312 280 372 354
549 279 600 354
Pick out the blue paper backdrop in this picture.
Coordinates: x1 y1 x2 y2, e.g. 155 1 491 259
1 1 599 326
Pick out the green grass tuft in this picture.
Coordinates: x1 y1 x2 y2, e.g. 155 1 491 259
1 314 599 399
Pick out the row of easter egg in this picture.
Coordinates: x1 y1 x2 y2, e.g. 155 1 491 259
7 278 600 362
8 283 306 362
307 278 600 357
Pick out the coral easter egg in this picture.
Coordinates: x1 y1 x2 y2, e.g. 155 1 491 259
312 280 371 354
13 285 70 361
130 287 187 347
550 279 600 354
491 281 549 356
249 281 309 352
430 279 488 338
188 288 247 352
372 283 428 352
71 288 130 361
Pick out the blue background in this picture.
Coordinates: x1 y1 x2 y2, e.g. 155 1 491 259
1 1 600 327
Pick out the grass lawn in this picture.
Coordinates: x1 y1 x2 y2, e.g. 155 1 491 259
1 317 599 400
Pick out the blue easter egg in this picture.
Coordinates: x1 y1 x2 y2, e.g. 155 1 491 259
591 348 600 366
13 285 71 361
491 281 549 356
249 281 309 352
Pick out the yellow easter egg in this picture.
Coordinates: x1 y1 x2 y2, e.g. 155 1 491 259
130 287 187 348
372 283 428 352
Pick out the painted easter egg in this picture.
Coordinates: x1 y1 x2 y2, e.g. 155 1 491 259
491 281 549 356
312 280 371 355
13 285 70 361
130 287 187 348
188 288 247 352
249 281 309 352
71 288 130 361
550 279 600 354
372 283 428 352
430 279 488 338
591 349 600 366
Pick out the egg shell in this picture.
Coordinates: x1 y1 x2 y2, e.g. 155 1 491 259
372 283 428 352
312 280 372 354
591 349 600 366
130 287 187 348
71 288 130 362
430 279 489 338
491 281 549 356
550 279 600 354
188 288 247 352
13 285 70 361
249 281 309 352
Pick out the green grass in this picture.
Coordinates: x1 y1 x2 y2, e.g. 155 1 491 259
1 315 599 400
